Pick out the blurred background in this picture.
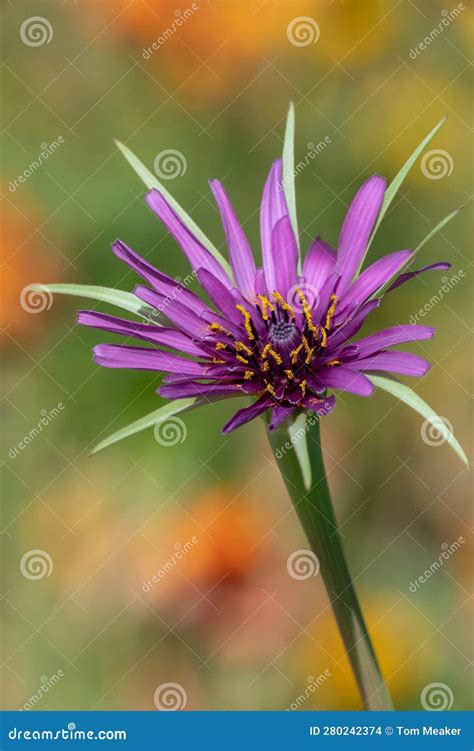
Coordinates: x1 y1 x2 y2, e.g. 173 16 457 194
1 0 472 712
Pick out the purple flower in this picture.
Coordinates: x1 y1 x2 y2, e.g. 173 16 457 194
78 160 449 434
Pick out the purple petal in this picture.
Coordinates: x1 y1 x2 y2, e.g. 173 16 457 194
300 394 337 416
113 239 208 316
336 175 386 294
302 237 336 295
355 351 431 376
160 381 241 399
268 405 296 431
312 367 375 397
77 311 205 357
269 215 298 297
351 325 435 359
328 299 380 349
93 344 209 374
196 267 239 317
339 250 411 308
222 394 273 433
387 262 451 292
209 179 256 299
260 160 290 293
146 189 232 289
134 285 209 338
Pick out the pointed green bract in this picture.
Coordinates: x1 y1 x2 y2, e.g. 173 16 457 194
37 283 158 321
368 374 468 466
358 115 448 274
371 205 462 299
282 102 300 267
115 140 233 279
287 412 312 489
90 398 197 455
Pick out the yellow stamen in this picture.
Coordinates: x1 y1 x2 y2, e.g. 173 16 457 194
212 357 225 364
327 358 341 367
302 335 312 356
209 322 231 336
305 348 314 365
266 383 277 397
215 342 227 351
262 361 270 372
244 370 254 380
284 369 294 379
268 349 282 365
257 294 275 321
295 287 317 334
325 294 338 330
272 291 295 320
320 328 327 348
235 304 255 340
290 343 303 364
300 379 307 397
262 343 272 359
236 354 249 365
235 341 253 356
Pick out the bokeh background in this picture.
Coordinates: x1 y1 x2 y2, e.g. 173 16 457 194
1 0 472 712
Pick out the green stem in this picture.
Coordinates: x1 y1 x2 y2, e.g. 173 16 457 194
268 416 394 711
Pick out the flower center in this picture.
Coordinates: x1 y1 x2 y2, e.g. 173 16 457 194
269 320 296 343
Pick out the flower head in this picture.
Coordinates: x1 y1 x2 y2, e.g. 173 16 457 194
78 160 449 433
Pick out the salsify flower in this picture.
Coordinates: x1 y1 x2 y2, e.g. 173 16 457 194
38 108 467 711
77 163 449 434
